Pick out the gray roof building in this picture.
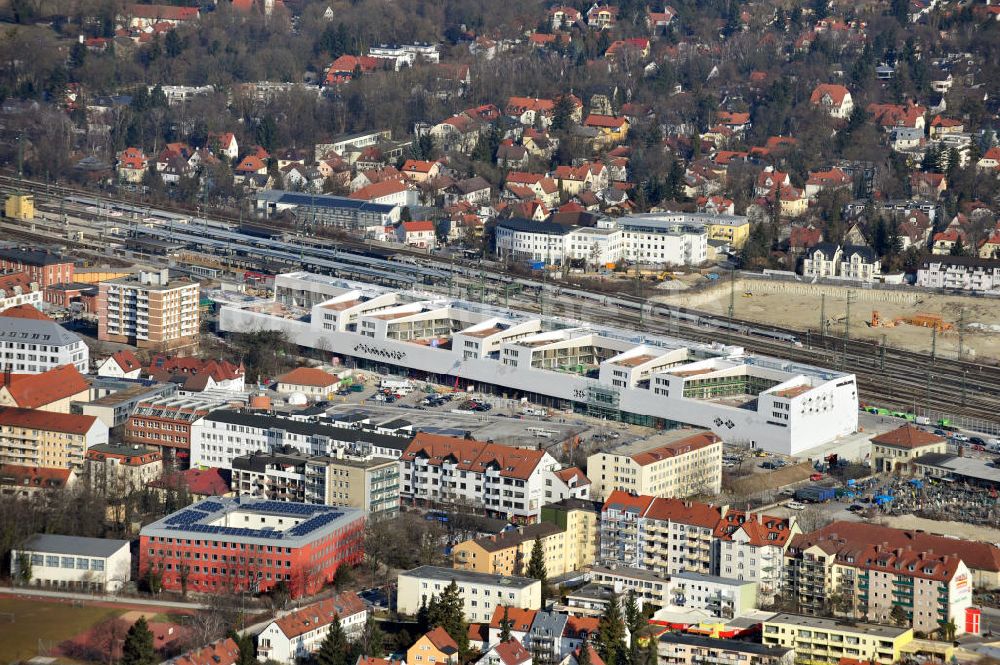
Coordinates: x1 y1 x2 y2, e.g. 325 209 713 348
18 533 130 558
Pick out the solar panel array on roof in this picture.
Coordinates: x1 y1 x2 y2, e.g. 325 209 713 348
252 500 332 516
288 511 343 537
194 501 225 513
172 522 286 540
165 510 204 526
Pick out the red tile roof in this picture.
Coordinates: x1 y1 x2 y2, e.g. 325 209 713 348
109 350 141 373
424 626 459 654
554 466 591 486
0 406 97 435
494 638 532 665
643 496 724 527
810 83 851 106
584 114 628 129
0 272 37 298
276 366 339 388
146 356 244 391
0 365 90 409
402 433 548 480
790 520 1000 574
714 510 794 547
630 432 720 466
168 638 239 665
489 606 537 631
871 424 945 449
183 468 230 497
0 303 50 320
602 490 656 514
349 179 409 202
0 464 73 489
127 4 199 22
273 592 366 638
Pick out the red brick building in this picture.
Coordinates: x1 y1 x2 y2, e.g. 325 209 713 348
139 498 365 598
125 397 218 467
0 248 75 288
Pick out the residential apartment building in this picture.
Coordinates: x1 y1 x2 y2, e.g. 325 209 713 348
714 510 799 602
617 216 709 266
11 534 131 592
586 431 722 499
256 592 367 664
658 633 792 665
0 310 89 373
400 432 567 523
0 407 109 470
588 565 670 610
452 522 582 577
803 243 841 278
397 565 542 623
218 272 860 455
191 409 412 470
97 269 200 350
0 272 42 313
139 498 365 598
0 248 75 288
785 522 974 635
916 256 1000 293
84 443 163 493
540 498 602 572
599 491 725 577
762 614 912 665
231 451 400 520
665 572 758 618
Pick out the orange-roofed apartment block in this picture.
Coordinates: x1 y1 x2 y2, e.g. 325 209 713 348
586 431 722 499
98 269 199 351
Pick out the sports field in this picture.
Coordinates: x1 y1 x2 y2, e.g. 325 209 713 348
0 597 123 664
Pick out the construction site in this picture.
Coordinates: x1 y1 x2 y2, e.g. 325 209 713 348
666 275 1000 362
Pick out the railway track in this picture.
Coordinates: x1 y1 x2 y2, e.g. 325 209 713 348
2 173 999 428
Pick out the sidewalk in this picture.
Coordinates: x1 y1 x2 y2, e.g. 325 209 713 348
0 585 209 610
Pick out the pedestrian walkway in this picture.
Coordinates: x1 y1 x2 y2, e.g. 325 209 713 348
0 585 209 610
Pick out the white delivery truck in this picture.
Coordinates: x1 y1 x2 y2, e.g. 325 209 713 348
379 377 414 395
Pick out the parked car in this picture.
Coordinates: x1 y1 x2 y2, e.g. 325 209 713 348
970 437 988 446
786 501 806 510
847 504 865 512
952 433 970 443
810 472 824 481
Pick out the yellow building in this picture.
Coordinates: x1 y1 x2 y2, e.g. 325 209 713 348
540 498 601 572
870 424 947 474
452 522 579 577
705 217 751 249
0 407 109 471
4 194 34 221
762 613 913 665
583 115 630 149
407 627 459 665
586 431 723 500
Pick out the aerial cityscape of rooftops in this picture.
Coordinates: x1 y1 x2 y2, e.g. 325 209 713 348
2 0 1000 664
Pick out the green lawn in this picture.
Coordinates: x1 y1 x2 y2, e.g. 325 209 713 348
0 597 123 664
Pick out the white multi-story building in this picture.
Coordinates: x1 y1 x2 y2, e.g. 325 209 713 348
368 43 440 69
11 534 130 592
191 409 412 470
916 256 1000 293
256 593 367 665
714 510 798 602
618 215 709 266
0 312 89 373
218 272 859 455
803 243 842 278
397 565 542 623
665 572 758 618
400 432 570 522
0 272 42 313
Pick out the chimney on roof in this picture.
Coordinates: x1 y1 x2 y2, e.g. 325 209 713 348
758 512 763 524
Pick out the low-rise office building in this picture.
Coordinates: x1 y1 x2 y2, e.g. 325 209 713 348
139 498 365 598
77 380 177 429
256 592 367 664
586 431 722 500
665 572 758 618
762 613 913 665
871 425 947 474
11 533 131 591
126 396 227 466
397 565 542 623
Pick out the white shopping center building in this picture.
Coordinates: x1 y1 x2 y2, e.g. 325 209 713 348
218 272 858 454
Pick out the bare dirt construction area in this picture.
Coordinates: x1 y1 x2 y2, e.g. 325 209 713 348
659 277 1000 362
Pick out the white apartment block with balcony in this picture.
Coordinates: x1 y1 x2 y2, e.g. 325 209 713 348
665 572 758 618
217 272 859 455
916 257 1000 293
618 215 710 266
0 316 89 373
98 269 199 350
